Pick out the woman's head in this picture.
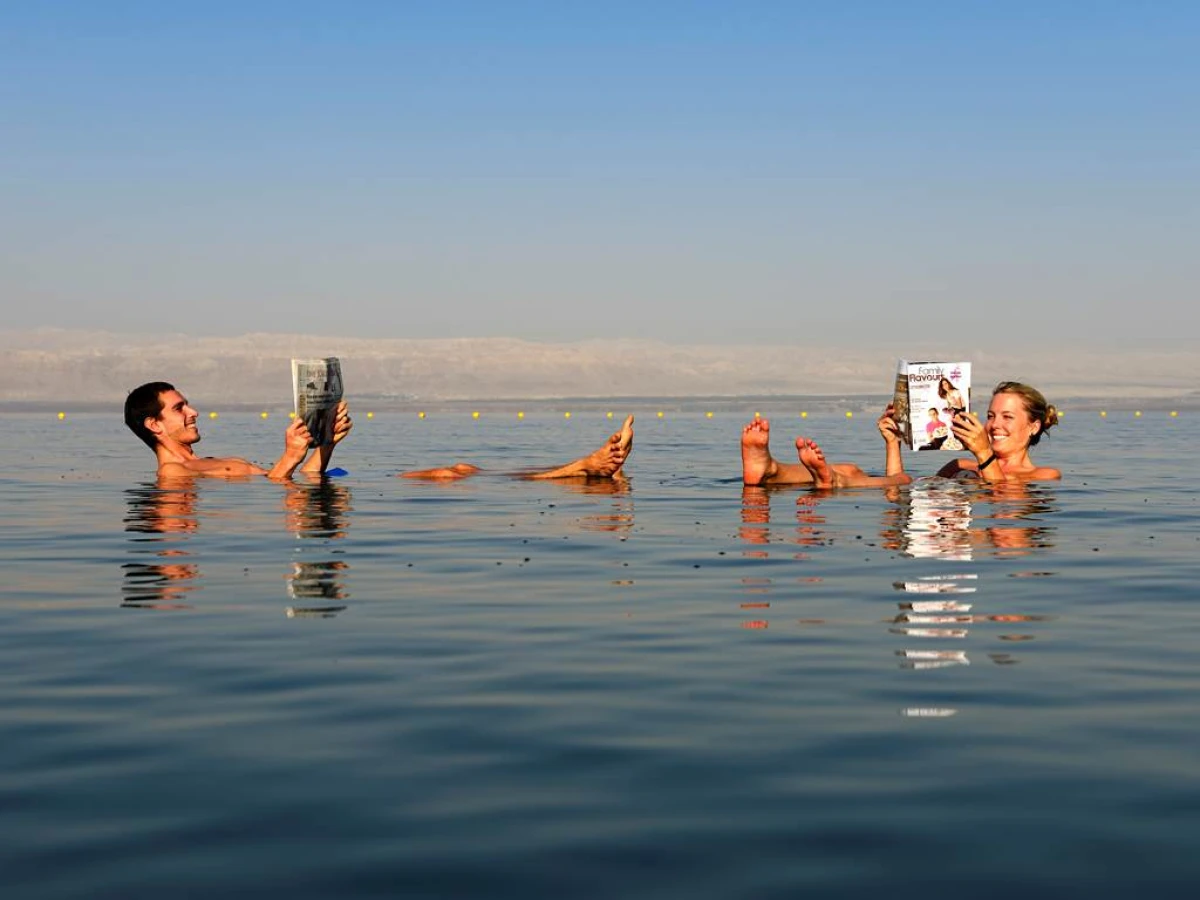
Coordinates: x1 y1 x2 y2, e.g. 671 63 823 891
937 378 956 397
990 381 1058 447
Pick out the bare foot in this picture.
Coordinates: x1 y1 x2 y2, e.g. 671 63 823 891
530 415 634 479
741 418 777 486
398 463 482 480
796 437 837 488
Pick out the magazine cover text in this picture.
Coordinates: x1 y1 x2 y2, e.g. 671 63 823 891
892 360 971 451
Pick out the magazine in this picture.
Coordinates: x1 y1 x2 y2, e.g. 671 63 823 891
291 357 343 447
892 360 971 451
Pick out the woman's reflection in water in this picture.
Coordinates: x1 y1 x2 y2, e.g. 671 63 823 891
880 479 1059 560
122 475 202 609
739 486 829 558
886 479 1061 676
735 486 832 628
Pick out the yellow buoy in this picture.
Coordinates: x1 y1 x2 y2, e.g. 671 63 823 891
657 411 664 419
289 411 297 419
564 411 571 419
705 411 714 418
1135 411 1142 418
801 411 808 419
845 411 853 418
517 411 524 419
367 411 374 419
472 411 480 419
260 411 269 419
209 411 218 419
606 411 613 419
57 411 66 420
418 411 426 419
1170 410 1179 418
754 411 761 419
1100 410 1107 418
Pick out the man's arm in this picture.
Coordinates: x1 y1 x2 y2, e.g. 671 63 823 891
266 418 316 480
300 401 352 475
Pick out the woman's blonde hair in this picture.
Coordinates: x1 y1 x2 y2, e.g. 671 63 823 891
993 381 1058 446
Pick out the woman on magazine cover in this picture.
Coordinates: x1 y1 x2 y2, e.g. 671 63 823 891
938 377 966 414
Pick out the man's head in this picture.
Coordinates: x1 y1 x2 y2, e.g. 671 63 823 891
125 382 200 451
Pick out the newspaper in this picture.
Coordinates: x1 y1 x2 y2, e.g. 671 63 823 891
892 360 971 451
291 357 343 447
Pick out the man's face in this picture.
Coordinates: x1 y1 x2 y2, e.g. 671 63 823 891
151 390 201 446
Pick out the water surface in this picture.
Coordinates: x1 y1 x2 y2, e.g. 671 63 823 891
2 407 1198 897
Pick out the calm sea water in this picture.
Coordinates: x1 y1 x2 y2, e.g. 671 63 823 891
2 404 1199 898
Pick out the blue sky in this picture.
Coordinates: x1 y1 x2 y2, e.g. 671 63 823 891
3 1 1197 348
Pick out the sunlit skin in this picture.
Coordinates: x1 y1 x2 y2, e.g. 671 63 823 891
741 404 910 487
938 391 1061 482
146 389 352 480
399 415 634 481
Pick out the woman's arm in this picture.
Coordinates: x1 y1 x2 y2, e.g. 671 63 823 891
947 411 1002 482
877 404 906 477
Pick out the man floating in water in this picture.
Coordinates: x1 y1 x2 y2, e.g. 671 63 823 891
124 381 351 480
400 415 635 480
741 405 912 489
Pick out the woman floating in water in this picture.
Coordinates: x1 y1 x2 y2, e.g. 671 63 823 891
742 382 1060 489
937 382 1060 482
741 405 912 489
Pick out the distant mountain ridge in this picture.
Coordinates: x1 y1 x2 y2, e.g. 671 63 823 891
3 329 1197 405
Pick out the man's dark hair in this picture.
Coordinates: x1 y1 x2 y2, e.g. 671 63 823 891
124 382 175 450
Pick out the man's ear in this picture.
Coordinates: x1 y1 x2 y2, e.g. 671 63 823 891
144 416 164 437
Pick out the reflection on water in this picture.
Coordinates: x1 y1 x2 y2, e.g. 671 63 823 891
562 476 635 533
284 478 352 541
887 480 1062 714
979 481 1059 556
122 476 353 614
881 479 975 560
121 477 202 609
734 478 1062 711
284 479 352 616
881 479 1060 559
738 486 826 557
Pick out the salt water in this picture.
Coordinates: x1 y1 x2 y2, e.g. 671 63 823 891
2 405 1198 898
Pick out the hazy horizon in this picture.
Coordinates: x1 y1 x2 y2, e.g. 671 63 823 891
3 327 1198 407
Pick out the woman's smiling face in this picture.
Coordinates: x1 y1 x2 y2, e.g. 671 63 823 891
986 391 1040 453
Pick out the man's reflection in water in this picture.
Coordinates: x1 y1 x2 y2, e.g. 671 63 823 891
122 475 353 614
122 475 202 609
284 480 352 617
552 476 635 533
